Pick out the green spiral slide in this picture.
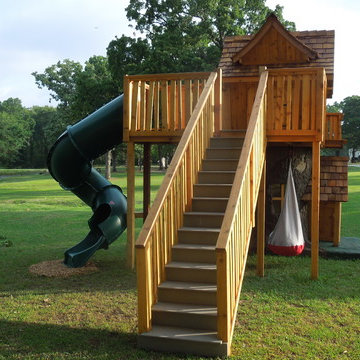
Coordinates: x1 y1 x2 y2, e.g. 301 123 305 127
47 95 127 267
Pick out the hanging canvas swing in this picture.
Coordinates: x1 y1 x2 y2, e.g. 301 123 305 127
268 164 305 256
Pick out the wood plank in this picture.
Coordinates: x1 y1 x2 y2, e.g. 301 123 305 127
146 81 155 131
154 81 160 130
161 80 169 129
185 80 192 124
136 246 151 333
123 76 131 142
257 160 266 277
140 81 147 131
302 75 310 130
131 81 139 131
286 75 292 130
143 143 151 221
311 141 320 280
170 80 176 131
178 81 183 129
214 68 223 135
127 141 136 269
333 202 341 247
216 248 230 342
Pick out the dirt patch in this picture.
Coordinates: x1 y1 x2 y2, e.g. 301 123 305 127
29 259 99 278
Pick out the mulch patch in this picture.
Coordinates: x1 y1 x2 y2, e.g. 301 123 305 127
29 259 99 278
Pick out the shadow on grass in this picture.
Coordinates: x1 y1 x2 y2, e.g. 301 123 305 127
0 319 141 360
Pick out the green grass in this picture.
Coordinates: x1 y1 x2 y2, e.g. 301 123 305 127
342 166 360 237
0 167 359 360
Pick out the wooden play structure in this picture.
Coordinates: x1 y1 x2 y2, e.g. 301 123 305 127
123 14 347 357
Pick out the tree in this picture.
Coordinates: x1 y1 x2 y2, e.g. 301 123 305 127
26 106 59 168
341 96 360 161
33 56 120 177
32 59 83 108
125 0 295 63
0 98 34 167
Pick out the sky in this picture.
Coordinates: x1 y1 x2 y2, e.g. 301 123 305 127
0 0 359 108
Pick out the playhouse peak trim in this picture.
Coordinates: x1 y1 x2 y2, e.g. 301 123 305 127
232 14 318 65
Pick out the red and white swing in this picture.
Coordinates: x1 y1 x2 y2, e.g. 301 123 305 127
268 164 305 256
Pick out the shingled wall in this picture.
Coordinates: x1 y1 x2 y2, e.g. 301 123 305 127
303 156 348 202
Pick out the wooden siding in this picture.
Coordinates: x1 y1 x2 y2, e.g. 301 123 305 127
222 78 258 130
239 26 310 65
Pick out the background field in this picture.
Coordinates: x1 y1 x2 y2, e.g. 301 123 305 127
0 167 359 360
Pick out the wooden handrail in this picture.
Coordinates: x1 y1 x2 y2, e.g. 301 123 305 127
136 70 219 333
216 71 268 344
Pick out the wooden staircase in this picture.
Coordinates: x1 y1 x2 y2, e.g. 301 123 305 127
138 136 244 357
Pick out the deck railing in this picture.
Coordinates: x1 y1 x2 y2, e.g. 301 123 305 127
123 72 212 141
216 71 268 345
325 113 343 141
136 70 221 333
266 68 326 141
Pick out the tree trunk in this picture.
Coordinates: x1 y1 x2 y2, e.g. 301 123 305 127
105 151 112 180
112 149 117 172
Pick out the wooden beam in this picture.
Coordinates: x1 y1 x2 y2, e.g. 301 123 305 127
127 141 136 269
257 160 266 277
333 202 341 247
214 68 223 135
143 143 151 222
311 141 320 279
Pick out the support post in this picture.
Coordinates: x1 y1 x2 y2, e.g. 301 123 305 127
127 141 136 269
257 161 266 277
214 68 222 136
333 202 341 247
311 141 320 279
143 143 151 222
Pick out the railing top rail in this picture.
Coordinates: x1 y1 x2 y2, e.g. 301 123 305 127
216 70 268 251
135 71 218 249
125 71 212 82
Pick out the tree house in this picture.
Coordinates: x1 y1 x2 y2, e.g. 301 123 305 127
123 14 347 357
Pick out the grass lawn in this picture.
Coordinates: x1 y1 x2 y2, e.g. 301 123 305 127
0 167 359 360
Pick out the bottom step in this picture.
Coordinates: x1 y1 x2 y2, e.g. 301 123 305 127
138 325 228 357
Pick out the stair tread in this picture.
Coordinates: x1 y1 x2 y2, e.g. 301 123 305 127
178 226 220 233
185 211 224 216
173 244 215 250
159 281 216 291
153 302 217 315
193 197 229 200
140 325 221 343
208 146 242 149
194 183 232 186
166 261 216 270
199 170 236 173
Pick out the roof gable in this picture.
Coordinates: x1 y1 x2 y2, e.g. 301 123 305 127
232 14 318 66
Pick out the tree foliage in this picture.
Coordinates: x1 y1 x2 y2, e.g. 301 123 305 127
341 96 360 158
0 98 34 167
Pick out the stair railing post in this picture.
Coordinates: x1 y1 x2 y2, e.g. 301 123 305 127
214 68 222 136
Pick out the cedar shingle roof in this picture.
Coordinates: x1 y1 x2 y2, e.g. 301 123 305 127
219 27 335 97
